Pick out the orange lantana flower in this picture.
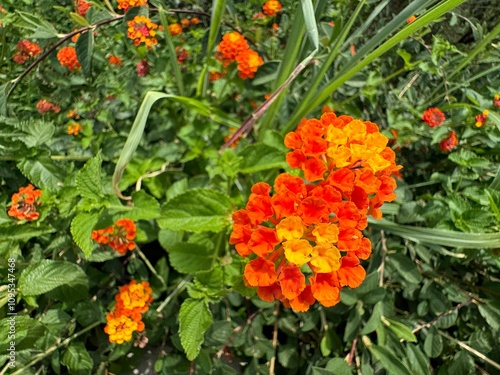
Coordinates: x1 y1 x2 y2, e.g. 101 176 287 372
127 16 158 49
8 184 42 221
57 46 81 71
235 49 264 80
230 111 400 311
168 23 182 36
117 0 147 12
67 122 83 135
92 218 137 254
262 0 283 16
421 107 445 127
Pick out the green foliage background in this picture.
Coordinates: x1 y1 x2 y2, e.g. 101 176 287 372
0 0 499 374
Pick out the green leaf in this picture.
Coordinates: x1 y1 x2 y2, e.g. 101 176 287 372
361 302 383 335
301 0 319 49
238 144 288 174
325 358 354 375
366 341 412 375
383 317 417 342
369 217 500 248
157 188 232 232
406 344 431 375
320 329 335 357
71 211 100 258
448 149 489 168
167 243 214 274
387 254 422 284
0 315 46 352
16 11 59 38
76 152 103 200
75 28 94 75
18 259 88 296
478 299 500 332
128 190 160 220
17 120 55 148
423 327 443 358
0 224 55 243
61 342 93 375
0 83 8 116
179 299 213 360
447 351 474 375
17 156 65 192
70 12 89 26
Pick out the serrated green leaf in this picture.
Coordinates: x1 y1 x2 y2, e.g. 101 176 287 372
61 342 93 375
366 342 412 375
448 149 489 168
18 259 88 296
0 224 55 243
128 190 160 220
17 156 65 192
157 188 232 232
71 211 100 257
167 243 214 274
0 315 46 352
424 327 443 358
179 299 213 360
18 120 55 148
238 144 288 174
383 318 417 342
76 152 103 200
75 29 94 75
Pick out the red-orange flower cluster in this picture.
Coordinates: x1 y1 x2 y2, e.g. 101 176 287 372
127 16 158 49
117 0 147 12
168 23 182 36
8 184 42 221
57 46 81 71
494 94 500 108
108 55 122 66
104 280 153 344
13 40 42 64
475 110 489 127
421 107 445 127
439 130 458 152
262 0 283 16
92 218 137 255
230 112 400 312
216 32 263 80
77 0 91 16
36 99 60 114
67 122 83 135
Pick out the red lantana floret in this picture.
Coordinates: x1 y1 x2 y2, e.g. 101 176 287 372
421 107 445 127
439 130 458 152
230 111 401 312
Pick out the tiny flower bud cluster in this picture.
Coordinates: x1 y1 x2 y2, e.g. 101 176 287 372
216 32 263 80
230 112 401 311
104 280 153 344
8 184 42 221
92 218 137 255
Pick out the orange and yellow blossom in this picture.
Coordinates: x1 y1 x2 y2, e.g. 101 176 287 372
235 49 264 80
8 184 42 221
92 218 137 254
67 123 83 135
168 23 182 36
216 32 249 65
230 112 400 312
127 16 159 49
262 0 283 16
117 0 147 12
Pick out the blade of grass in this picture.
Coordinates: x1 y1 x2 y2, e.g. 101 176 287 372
196 0 226 97
113 92 239 199
158 7 185 96
282 0 466 134
368 217 500 248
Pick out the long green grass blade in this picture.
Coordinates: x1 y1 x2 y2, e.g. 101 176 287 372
112 92 239 198
369 217 500 248
283 0 467 133
158 7 185 96
196 0 226 96
301 0 319 50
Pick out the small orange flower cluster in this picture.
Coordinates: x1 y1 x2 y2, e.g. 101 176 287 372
127 15 158 49
77 0 91 16
262 0 283 17
117 0 147 12
224 128 242 148
494 94 500 107
36 99 60 114
406 15 417 23
104 280 153 344
168 23 183 36
8 184 42 221
421 107 445 127
67 122 82 135
108 55 122 66
180 17 200 29
230 112 400 311
92 218 137 255
57 46 81 71
439 130 458 152
13 40 42 64
475 110 489 127
216 32 263 80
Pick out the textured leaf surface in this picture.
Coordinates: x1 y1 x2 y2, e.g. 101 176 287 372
17 156 65 191
158 188 232 232
179 299 213 360
71 211 100 257
61 342 93 375
367 342 412 375
75 30 94 75
167 243 214 274
238 144 288 174
0 224 55 243
19 259 88 296
76 152 103 200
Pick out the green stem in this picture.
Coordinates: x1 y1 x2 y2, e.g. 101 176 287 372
9 321 101 375
156 275 192 314
135 246 167 289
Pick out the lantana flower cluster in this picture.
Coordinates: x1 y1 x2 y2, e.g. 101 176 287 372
104 280 153 344
92 218 137 254
230 112 401 312
475 110 489 127
127 15 159 49
8 184 42 221
36 99 60 114
13 39 42 64
76 0 91 16
57 46 81 71
421 107 445 127
262 0 283 17
117 0 147 12
216 32 263 80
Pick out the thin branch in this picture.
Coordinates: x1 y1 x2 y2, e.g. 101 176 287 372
156 275 192 314
135 246 167 289
215 310 260 359
269 302 280 375
346 337 358 366
412 300 473 335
